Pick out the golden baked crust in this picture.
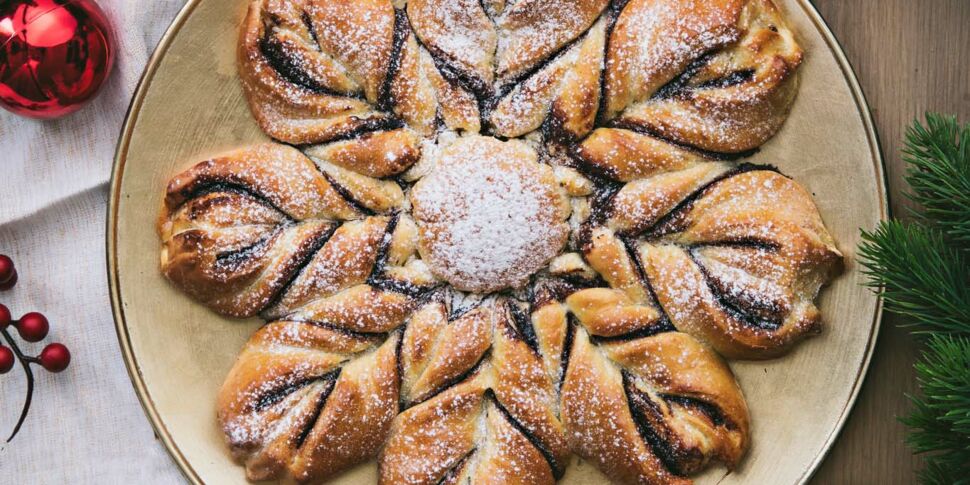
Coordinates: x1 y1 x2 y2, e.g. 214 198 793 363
157 1 844 483
578 162 841 359
157 144 427 319
562 328 748 484
604 0 802 153
380 297 570 485
634 168 841 359
238 0 397 144
217 321 401 481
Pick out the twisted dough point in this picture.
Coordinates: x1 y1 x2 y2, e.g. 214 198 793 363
566 119 842 359
561 327 748 484
405 0 610 139
380 297 570 485
532 276 748 485
605 0 803 153
238 0 400 144
574 157 841 359
633 168 842 359
487 15 607 140
217 321 401 482
158 143 433 318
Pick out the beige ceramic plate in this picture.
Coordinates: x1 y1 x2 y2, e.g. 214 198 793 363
108 0 887 483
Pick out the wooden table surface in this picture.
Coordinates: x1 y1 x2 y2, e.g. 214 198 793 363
808 1 970 483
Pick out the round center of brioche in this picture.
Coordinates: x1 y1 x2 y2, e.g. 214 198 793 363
410 136 569 294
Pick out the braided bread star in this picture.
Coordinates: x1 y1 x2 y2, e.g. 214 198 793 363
157 0 844 483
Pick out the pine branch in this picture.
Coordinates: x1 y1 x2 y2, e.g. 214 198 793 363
901 334 970 485
858 221 970 334
859 113 970 484
902 113 970 250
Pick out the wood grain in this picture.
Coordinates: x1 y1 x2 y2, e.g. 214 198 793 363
810 1 970 483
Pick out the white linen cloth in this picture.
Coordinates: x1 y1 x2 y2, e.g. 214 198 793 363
0 1 188 482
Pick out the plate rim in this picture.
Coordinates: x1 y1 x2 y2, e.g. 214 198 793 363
106 1 889 484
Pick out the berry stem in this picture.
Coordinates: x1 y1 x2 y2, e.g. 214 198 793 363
0 325 35 442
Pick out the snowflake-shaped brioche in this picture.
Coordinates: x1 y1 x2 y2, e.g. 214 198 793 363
157 0 842 483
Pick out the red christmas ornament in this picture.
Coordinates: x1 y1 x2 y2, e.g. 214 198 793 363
16 312 49 342
0 0 115 119
39 343 70 373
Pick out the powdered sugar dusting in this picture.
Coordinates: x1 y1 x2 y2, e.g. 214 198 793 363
411 136 569 293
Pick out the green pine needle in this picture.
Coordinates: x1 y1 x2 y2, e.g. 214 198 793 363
858 221 970 334
903 113 970 250
901 335 970 485
858 113 970 483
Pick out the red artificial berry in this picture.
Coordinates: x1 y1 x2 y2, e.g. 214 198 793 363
39 343 71 373
0 254 15 291
0 269 17 291
0 255 14 284
16 312 49 342
0 345 14 374
0 304 10 329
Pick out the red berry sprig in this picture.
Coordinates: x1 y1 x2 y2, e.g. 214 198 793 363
0 255 71 442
